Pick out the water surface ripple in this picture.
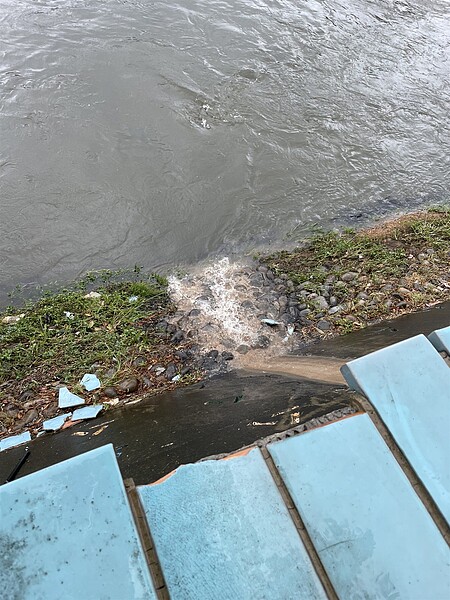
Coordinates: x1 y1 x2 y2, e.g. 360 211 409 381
1 0 449 297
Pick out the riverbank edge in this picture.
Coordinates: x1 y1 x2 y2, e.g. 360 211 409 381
1 208 449 445
260 207 450 343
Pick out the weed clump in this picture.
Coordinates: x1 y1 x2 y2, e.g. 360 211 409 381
263 210 450 337
0 269 201 438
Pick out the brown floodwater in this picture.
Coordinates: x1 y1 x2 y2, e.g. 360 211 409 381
1 0 449 302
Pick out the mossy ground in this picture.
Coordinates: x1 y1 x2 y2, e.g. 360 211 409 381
0 270 199 439
262 209 450 338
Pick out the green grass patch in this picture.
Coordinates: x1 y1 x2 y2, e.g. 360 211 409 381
267 229 408 286
0 270 171 390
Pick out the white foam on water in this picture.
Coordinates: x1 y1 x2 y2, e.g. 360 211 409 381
168 257 260 347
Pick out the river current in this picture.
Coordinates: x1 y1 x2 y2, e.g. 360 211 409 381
1 0 449 301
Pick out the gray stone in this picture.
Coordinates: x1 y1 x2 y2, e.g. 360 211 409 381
117 377 139 393
381 283 393 292
171 330 184 343
104 386 118 398
236 344 250 354
328 305 342 315
300 317 314 326
280 313 295 324
317 320 332 331
241 300 254 309
132 355 147 367
357 292 369 300
341 272 358 282
329 296 338 307
313 296 329 310
397 287 410 295
278 295 288 308
165 364 178 380
253 335 270 349
222 352 234 361
299 308 311 318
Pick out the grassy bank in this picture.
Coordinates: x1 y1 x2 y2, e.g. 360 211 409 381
262 208 450 338
0 270 198 439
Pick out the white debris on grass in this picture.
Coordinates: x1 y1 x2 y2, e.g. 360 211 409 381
2 314 25 325
80 373 101 391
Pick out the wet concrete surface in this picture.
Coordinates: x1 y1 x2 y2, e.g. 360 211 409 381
2 302 447 485
302 301 450 360
0 371 357 486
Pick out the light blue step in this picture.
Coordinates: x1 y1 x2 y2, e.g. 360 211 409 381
0 444 157 600
268 414 450 600
138 447 327 600
341 334 450 523
429 325 450 354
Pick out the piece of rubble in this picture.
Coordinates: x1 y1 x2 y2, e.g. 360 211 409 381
2 314 25 325
58 387 85 409
0 431 31 452
80 373 101 391
72 405 103 420
261 318 283 326
43 413 72 432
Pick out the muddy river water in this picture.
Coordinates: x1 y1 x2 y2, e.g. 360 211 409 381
1 0 449 300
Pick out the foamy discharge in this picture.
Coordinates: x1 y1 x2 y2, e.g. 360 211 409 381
168 257 296 357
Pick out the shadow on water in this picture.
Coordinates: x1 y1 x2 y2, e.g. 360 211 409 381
0 371 357 485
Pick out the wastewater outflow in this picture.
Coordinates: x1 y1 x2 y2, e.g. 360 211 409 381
168 257 346 383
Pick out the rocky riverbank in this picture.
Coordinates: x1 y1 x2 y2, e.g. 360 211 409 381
1 208 449 443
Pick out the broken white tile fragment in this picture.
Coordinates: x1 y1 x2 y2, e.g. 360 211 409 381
72 405 103 420
0 431 31 452
261 318 283 326
128 295 138 302
80 373 101 391
171 375 181 382
84 291 101 299
58 387 85 409
43 413 72 431
64 311 74 319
